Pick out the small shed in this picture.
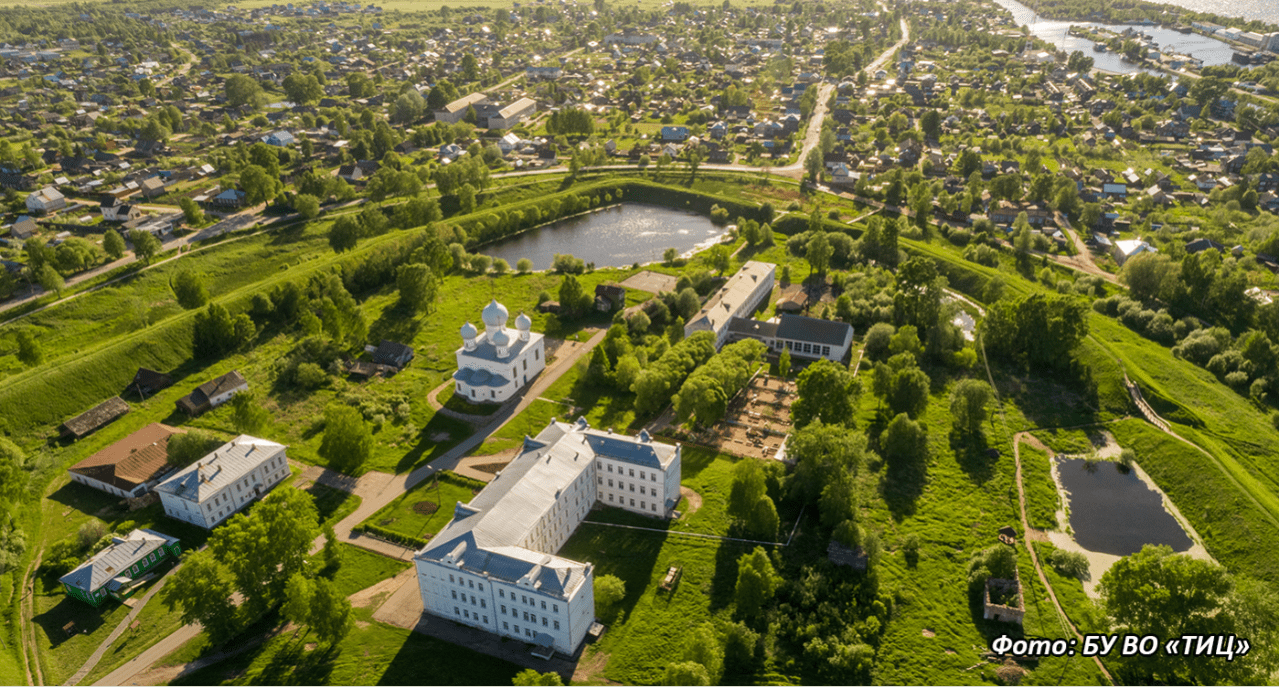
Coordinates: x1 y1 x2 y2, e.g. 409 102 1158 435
594 284 626 312
372 340 414 369
129 368 172 397
61 397 131 439
827 540 868 571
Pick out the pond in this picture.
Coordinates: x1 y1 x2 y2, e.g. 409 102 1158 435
992 0 1250 75
477 204 727 270
1055 457 1194 556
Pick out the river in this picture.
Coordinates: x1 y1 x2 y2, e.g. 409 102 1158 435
477 204 727 271
991 0 1253 74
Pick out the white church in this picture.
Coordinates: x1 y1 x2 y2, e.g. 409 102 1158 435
454 299 546 403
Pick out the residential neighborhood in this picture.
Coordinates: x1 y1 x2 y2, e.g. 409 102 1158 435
0 0 1278 686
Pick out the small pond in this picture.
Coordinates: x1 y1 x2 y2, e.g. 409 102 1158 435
477 203 726 270
1056 457 1194 557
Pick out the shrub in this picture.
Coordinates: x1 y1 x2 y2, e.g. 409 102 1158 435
1048 548 1090 580
902 533 920 567
295 362 328 389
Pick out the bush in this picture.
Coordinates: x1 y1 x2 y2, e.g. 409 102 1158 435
354 524 427 548
1048 548 1090 580
902 533 920 567
295 362 328 389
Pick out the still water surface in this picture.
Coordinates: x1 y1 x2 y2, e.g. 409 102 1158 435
479 204 725 270
1056 457 1194 557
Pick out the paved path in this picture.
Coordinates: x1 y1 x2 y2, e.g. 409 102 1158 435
66 563 183 685
99 329 608 685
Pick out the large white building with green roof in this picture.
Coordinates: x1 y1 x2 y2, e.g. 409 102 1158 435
414 418 681 656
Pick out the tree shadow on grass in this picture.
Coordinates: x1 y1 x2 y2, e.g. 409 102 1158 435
393 414 472 474
951 429 999 485
368 303 424 348
31 594 112 650
879 452 926 522
709 540 753 613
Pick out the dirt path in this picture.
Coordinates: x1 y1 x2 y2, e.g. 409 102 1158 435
1013 433 1114 684
679 486 702 516
21 549 42 686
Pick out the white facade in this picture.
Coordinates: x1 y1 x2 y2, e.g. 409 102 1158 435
415 420 681 656
454 300 546 403
488 97 537 130
435 93 489 124
155 436 289 529
684 260 777 348
26 186 65 213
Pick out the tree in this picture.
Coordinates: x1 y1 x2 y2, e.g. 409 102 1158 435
319 405 373 474
193 303 253 358
294 193 321 220
663 662 710 686
282 571 316 629
806 231 833 276
787 421 872 503
949 379 993 438
161 550 241 642
239 164 282 206
734 547 778 619
172 270 210 309
881 412 926 470
887 365 931 419
282 73 323 104
166 430 221 467
727 460 766 524
15 329 43 367
920 109 941 140
595 574 626 618
1122 252 1178 304
210 486 319 615
36 264 64 297
0 438 25 502
804 148 823 183
178 197 204 226
396 263 439 314
224 74 264 108
102 229 125 260
128 229 161 264
329 216 361 253
792 359 859 427
778 348 791 378
514 670 565 686
308 577 353 646
516 258 533 274
981 293 1089 369
229 391 270 435
1098 545 1256 684
683 623 724 684
557 275 592 318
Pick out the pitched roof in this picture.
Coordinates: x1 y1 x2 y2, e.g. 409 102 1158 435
154 434 286 503
69 423 185 492
416 420 677 598
59 529 178 594
62 397 131 439
776 314 854 346
686 261 775 335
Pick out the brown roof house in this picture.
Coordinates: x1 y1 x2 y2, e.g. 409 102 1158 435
176 370 249 416
67 423 187 498
61 397 131 440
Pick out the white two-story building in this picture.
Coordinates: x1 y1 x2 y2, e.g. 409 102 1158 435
415 419 681 656
454 299 546 404
684 260 776 348
154 435 290 529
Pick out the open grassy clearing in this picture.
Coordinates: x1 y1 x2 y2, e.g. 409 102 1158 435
79 587 188 686
1031 542 1106 635
328 545 411 598
357 478 478 544
1019 442 1060 531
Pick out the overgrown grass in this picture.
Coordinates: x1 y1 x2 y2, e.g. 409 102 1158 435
79 587 188 686
326 545 411 598
1020 441 1060 531
1031 542 1107 636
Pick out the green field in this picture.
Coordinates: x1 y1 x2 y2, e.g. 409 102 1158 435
358 477 479 543
1019 441 1060 531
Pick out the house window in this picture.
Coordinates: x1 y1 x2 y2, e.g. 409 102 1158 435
639 471 645 480
535 350 540 360
468 579 474 588
607 479 613 488
652 473 657 481
499 589 504 598
523 359 527 370
522 595 527 604
630 499 635 507
504 622 510 630
541 601 546 610
471 595 476 605
554 621 561 630
481 600 486 608
455 607 461 615
641 501 646 509
501 605 507 614
629 469 634 477
543 618 548 627
449 574 455 583
652 504 657 512
514 625 520 633
483 615 488 623
607 465 613 473
630 484 635 492
553 604 559 613
598 477 603 484
464 610 470 619
491 391 495 398
608 494 613 502
150 552 157 563
452 591 458 600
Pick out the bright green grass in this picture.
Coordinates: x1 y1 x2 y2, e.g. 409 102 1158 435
436 384 499 416
475 398 565 456
1031 427 1097 455
1020 441 1060 531
305 483 362 530
327 545 411 598
79 585 188 686
1108 418 1279 582
171 608 522 686
1031 542 1107 635
358 478 478 543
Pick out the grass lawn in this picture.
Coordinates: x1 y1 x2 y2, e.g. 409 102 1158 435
304 483 363 530
171 608 522 686
1031 542 1107 636
327 545 411 598
80 586 188 686
357 478 479 543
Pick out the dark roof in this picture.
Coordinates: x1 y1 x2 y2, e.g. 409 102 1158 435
61 397 131 439
68 423 184 492
130 368 172 393
727 316 778 339
1185 237 1226 254
776 314 853 346
827 540 868 570
373 340 414 366
177 370 247 413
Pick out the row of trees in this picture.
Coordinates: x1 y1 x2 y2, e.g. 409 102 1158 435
672 339 768 427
